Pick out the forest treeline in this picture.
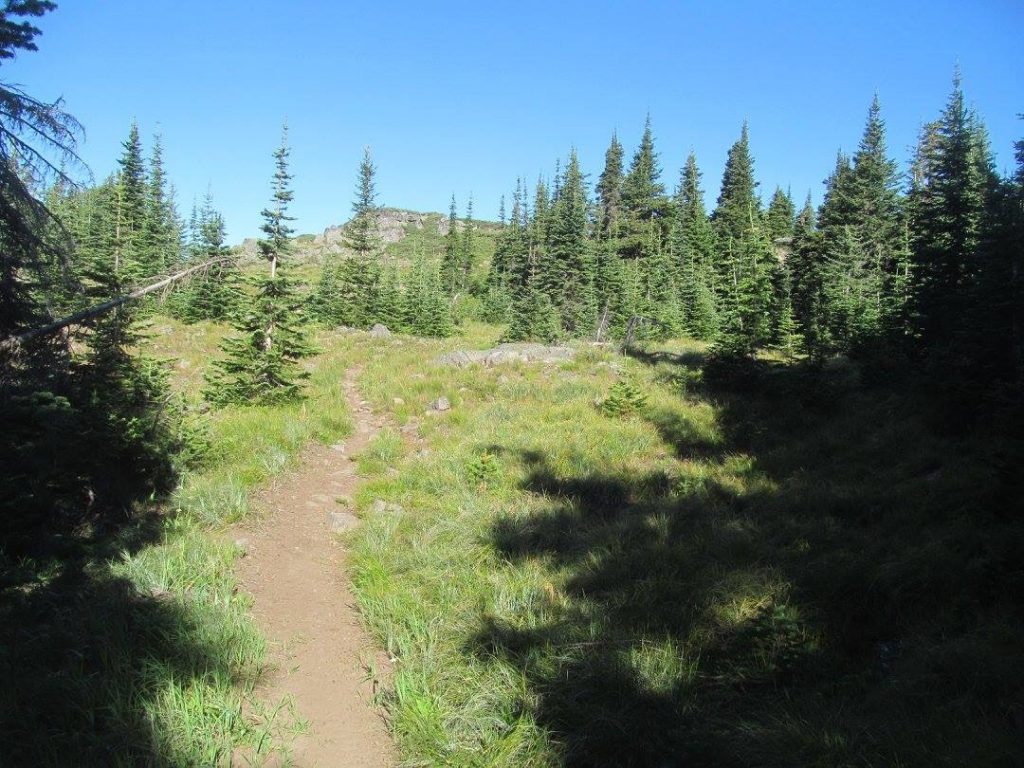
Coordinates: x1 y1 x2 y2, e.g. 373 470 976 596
3 0 1022 537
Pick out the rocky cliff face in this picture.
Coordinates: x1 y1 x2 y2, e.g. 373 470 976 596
314 208 449 250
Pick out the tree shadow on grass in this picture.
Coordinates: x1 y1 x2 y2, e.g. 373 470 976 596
0 510 258 767
473 351 1024 767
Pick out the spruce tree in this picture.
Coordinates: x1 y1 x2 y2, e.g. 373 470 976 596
348 146 379 261
596 131 624 241
766 186 795 242
440 194 459 295
545 149 595 334
908 74 995 358
460 194 475 290
114 121 148 281
671 153 719 338
205 127 311 405
619 116 670 260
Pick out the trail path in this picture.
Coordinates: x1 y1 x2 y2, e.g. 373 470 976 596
234 368 394 767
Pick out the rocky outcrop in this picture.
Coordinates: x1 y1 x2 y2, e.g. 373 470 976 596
314 208 447 249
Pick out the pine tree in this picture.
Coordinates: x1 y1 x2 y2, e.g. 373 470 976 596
348 146 379 260
460 194 475 290
712 122 772 355
596 131 624 241
545 149 595 334
619 116 670 260
908 74 996 358
142 133 180 274
671 153 719 338
440 194 459 295
205 127 311 405
766 186 795 242
174 190 235 322
114 121 148 281
713 121 760 250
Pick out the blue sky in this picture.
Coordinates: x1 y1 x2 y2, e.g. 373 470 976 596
5 0 1023 242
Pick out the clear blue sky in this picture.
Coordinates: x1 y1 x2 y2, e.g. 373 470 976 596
5 0 1023 242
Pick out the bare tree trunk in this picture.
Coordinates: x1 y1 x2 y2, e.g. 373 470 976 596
12 255 235 345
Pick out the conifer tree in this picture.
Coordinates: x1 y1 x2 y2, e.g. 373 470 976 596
440 194 459 295
205 127 311 405
713 121 760 249
596 131 624 241
908 74 995 357
671 153 719 338
619 116 670 260
114 121 147 281
545 149 595 334
142 133 180 274
460 194 475 290
766 186 795 242
348 146 379 260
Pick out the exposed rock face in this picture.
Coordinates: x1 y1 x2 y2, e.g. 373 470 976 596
434 343 576 367
314 208 447 249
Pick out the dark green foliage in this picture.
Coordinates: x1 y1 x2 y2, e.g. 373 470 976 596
543 150 595 335
672 153 719 338
440 194 459 295
599 378 647 417
713 121 760 250
595 132 623 241
347 146 379 260
169 192 236 322
206 128 312 406
502 288 560 344
908 76 997 362
765 186 795 241
619 116 671 261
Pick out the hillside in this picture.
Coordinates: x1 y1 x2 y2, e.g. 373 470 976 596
236 207 500 277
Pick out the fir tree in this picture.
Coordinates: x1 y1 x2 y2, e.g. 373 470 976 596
440 193 459 295
596 131 624 241
205 127 311 405
908 74 995 358
348 146 379 260
766 186 795 242
671 153 719 338
460 194 475 290
619 116 670 260
545 149 595 334
114 121 147 281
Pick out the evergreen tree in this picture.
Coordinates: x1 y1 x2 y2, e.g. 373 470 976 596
460 194 475 290
908 74 996 359
619 116 670 260
348 146 379 260
712 121 760 250
114 121 148 281
671 153 719 338
766 186 795 242
596 131 624 241
545 149 595 334
440 194 459 295
142 133 181 274
206 127 311 405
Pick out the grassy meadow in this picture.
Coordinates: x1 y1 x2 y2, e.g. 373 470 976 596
3 314 1020 766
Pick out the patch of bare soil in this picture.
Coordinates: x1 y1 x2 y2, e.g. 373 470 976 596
234 369 394 767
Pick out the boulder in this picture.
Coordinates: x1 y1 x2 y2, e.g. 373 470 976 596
369 323 391 339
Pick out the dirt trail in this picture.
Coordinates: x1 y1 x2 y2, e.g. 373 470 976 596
234 368 394 767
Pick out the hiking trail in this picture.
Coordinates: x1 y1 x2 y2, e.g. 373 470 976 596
234 367 394 767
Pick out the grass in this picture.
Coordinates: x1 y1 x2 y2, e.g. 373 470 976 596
0 316 354 766
340 330 1023 766
5 310 1020 766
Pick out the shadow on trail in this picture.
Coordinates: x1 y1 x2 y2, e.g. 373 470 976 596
474 349 1023 766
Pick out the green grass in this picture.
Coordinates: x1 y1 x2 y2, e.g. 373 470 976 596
0 317 355 766
5 313 1020 766
340 331 1023 766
